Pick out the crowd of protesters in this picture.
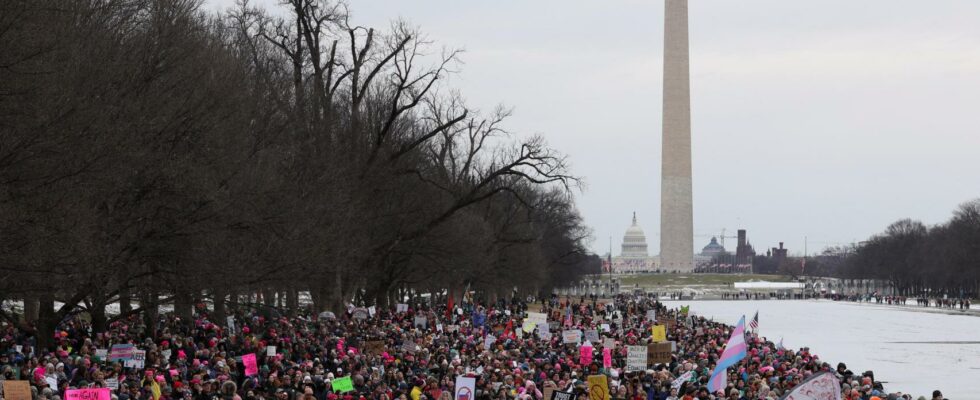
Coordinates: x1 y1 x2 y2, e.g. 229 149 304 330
0 293 948 400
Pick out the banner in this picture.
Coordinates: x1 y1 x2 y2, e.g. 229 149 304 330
562 330 582 344
579 344 593 365
65 388 111 400
651 325 666 342
108 344 135 361
779 372 841 400
586 375 610 400
602 348 612 368
626 345 647 372
647 342 672 365
454 376 475 400
3 381 31 400
331 376 354 393
584 329 600 343
242 353 258 376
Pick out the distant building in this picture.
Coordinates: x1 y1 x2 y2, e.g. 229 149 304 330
735 229 756 265
609 213 658 273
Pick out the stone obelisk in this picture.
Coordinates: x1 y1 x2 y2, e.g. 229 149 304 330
659 0 694 273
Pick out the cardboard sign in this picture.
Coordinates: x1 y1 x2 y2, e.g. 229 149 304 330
363 340 386 355
242 353 258 376
561 330 582 344
584 329 600 343
266 346 276 357
651 325 666 342
454 376 475 400
647 342 672 365
626 345 647 372
3 381 31 400
586 375 610 400
65 388 111 400
331 376 353 393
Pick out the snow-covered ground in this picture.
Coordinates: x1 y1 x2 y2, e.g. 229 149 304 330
662 300 980 398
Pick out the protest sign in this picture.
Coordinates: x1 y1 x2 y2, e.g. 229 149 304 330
105 378 119 391
3 381 31 400
242 353 258 376
402 341 417 353
414 315 427 329
602 348 612 368
396 303 409 313
124 350 145 368
44 377 57 389
65 388 110 400
351 308 369 320
108 344 135 361
671 371 693 390
368 306 376 316
550 391 574 400
266 346 276 357
600 323 611 332
526 312 547 326
586 375 610 400
584 329 600 343
651 325 666 342
781 372 842 400
537 322 552 340
94 349 108 360
647 342 672 365
226 316 235 334
331 376 353 393
561 330 582 344
579 344 592 365
484 335 496 350
454 376 475 400
645 310 656 322
364 340 385 355
626 345 647 372
602 338 616 350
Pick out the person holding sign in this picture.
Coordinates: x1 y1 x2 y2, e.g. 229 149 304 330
651 325 666 342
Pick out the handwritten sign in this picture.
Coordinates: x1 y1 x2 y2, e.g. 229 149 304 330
584 329 600 343
124 350 145 368
242 353 258 376
602 348 612 368
562 330 582 344
3 381 31 400
266 346 276 357
579 344 593 365
626 345 647 372
331 376 353 393
65 388 111 400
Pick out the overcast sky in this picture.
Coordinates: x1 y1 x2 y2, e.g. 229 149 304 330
204 0 980 256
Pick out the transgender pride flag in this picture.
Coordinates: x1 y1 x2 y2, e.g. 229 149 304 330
707 316 748 394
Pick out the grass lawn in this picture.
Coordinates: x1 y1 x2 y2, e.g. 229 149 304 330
618 273 792 287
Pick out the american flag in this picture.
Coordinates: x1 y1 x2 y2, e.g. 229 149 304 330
749 311 759 331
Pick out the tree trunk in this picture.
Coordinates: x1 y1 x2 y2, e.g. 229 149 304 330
22 295 39 325
287 288 298 317
212 287 227 326
174 290 194 321
90 302 108 334
142 289 159 339
119 286 132 315
36 295 56 352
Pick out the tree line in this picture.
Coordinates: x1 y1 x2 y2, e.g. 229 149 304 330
763 200 979 298
0 0 598 348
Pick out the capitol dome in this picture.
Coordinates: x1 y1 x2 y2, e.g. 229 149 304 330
621 212 649 258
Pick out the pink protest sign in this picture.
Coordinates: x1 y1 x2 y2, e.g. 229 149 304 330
602 348 612 368
579 345 593 366
65 388 110 400
242 353 258 376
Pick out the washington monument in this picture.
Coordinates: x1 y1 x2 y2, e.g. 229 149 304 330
660 0 694 272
